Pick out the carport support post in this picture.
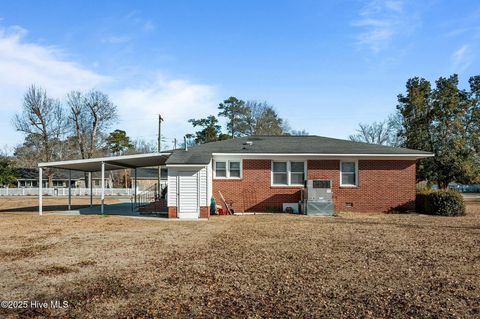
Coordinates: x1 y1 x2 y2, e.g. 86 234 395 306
134 168 137 208
68 170 72 210
89 171 92 207
39 167 43 215
101 161 105 215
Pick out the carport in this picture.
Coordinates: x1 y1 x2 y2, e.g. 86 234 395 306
37 153 171 215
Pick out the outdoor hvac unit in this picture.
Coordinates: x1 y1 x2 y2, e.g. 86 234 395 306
302 179 335 216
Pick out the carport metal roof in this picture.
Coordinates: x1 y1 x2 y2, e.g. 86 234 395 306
38 153 171 172
37 152 172 216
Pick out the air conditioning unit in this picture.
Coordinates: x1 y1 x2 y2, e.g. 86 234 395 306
283 203 299 214
303 179 335 216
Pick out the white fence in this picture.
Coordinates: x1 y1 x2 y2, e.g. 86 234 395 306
0 187 134 196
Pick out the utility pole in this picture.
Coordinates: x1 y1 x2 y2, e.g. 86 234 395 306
158 114 164 197
173 138 177 150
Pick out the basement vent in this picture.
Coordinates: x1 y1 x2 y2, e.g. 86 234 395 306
345 202 353 208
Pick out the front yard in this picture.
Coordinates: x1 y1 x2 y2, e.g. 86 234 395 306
0 197 479 318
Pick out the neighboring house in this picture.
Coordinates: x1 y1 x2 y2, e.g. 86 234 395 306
15 168 113 188
164 136 432 218
130 167 168 191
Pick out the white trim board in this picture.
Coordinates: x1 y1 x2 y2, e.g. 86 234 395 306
212 153 433 160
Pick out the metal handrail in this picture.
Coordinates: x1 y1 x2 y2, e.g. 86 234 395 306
135 183 164 209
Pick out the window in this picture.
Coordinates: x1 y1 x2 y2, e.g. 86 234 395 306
272 161 306 186
229 161 241 178
272 161 288 185
215 161 227 177
214 160 241 178
290 161 305 185
340 161 357 186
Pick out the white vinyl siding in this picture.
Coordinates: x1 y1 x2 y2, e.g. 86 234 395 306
271 161 306 186
167 166 210 217
167 169 178 207
340 160 358 187
178 171 199 215
199 166 208 207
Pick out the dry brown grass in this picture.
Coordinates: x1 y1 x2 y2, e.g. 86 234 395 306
0 197 479 318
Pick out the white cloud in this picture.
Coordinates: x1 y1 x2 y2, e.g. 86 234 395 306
0 25 109 102
0 25 110 146
0 23 218 150
451 45 473 73
112 76 218 147
352 0 416 53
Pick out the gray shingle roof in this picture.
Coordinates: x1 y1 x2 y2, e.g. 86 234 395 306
165 135 432 165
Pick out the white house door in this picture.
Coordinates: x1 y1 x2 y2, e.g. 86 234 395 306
178 171 199 219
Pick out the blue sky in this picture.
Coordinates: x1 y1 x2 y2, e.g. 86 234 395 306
0 0 479 152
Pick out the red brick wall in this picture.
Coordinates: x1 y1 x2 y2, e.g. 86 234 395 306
199 206 210 219
212 159 416 213
167 207 177 218
167 206 209 218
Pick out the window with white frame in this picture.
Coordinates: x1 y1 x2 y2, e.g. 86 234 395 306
214 160 241 178
272 161 306 186
290 161 305 185
229 161 241 178
340 160 357 186
272 161 288 185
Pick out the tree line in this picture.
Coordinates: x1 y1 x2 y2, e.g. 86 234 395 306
11 85 137 186
3 87 306 187
2 74 478 189
349 74 480 188
187 96 308 144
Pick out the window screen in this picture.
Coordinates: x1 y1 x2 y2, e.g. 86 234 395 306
290 161 305 185
272 161 288 185
341 161 357 186
215 161 227 177
229 161 241 178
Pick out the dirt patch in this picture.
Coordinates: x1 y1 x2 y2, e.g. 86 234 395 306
0 198 479 318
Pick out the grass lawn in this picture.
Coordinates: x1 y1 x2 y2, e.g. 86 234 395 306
0 197 479 318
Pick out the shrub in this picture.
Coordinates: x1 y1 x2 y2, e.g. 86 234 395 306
415 191 431 214
428 190 465 216
416 190 465 216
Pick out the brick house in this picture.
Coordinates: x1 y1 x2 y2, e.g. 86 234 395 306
37 135 433 219
165 136 433 218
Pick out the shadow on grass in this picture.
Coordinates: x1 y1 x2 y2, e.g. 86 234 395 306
0 205 91 213
325 216 480 230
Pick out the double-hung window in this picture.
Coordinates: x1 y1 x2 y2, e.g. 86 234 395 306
340 160 357 186
229 161 241 178
272 162 288 185
215 160 241 178
272 161 306 186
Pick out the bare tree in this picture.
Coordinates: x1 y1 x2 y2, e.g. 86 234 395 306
127 138 158 154
245 101 284 135
349 116 400 146
67 90 118 159
13 85 66 186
